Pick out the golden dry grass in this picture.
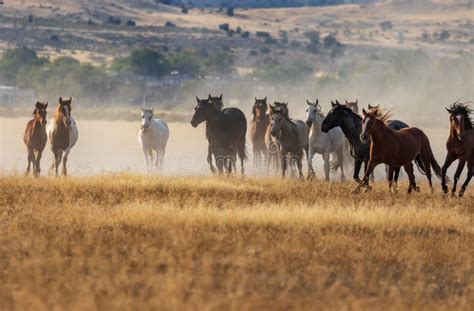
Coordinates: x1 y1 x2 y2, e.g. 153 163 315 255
1 174 473 310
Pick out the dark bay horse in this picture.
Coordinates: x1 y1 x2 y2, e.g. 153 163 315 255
441 102 473 197
23 101 48 176
270 104 308 178
321 101 421 185
191 96 247 175
249 97 270 168
356 107 442 193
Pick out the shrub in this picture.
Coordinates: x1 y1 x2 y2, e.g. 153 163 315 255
256 31 271 38
226 7 234 17
241 31 250 38
165 21 176 27
304 31 320 45
379 21 393 31
126 20 136 27
219 23 229 32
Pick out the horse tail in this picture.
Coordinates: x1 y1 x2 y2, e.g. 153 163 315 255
421 134 445 181
414 155 426 175
330 148 343 172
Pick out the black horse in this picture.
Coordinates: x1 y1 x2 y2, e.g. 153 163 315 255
321 101 422 185
191 96 247 175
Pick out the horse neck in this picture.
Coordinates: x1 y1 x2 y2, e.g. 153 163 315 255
206 109 226 127
370 120 393 144
311 114 323 134
339 113 362 146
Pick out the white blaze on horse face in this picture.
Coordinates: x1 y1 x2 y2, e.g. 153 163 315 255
63 105 71 124
362 117 370 135
141 110 153 129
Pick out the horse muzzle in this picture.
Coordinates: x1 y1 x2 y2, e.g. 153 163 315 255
306 120 313 128
457 132 465 141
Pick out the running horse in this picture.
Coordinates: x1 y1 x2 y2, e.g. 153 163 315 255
249 97 270 168
23 101 48 176
355 107 442 193
191 96 247 175
47 97 79 176
270 103 308 178
441 102 473 197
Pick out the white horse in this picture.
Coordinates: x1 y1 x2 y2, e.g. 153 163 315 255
138 108 169 171
306 100 348 181
47 97 79 176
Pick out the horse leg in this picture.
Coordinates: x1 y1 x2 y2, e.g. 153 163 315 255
55 150 63 177
459 162 472 197
387 165 396 193
393 167 401 192
307 147 315 179
451 160 466 196
35 150 43 177
338 147 346 182
281 153 288 178
25 148 34 176
323 152 330 181
421 156 434 192
441 153 456 194
297 152 304 180
62 149 70 176
207 145 217 174
353 159 362 183
403 163 417 193
353 158 377 194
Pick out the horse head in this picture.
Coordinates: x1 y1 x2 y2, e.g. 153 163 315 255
306 99 323 128
270 104 287 137
191 96 214 127
208 94 223 111
34 101 48 125
141 107 154 130
446 102 473 141
57 97 72 127
252 97 268 120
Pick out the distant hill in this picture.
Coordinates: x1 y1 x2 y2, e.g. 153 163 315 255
159 0 377 8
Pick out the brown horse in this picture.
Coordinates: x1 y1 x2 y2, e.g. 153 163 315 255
264 102 291 173
355 107 442 193
47 97 79 176
249 97 270 168
23 101 48 176
441 102 473 197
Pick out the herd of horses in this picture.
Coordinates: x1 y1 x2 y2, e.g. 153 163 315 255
22 95 473 196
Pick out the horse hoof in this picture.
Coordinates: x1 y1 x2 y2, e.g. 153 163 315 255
451 192 456 197
459 190 464 197
414 186 420 192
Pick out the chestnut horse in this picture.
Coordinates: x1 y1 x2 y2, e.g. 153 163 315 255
47 97 79 176
355 107 442 193
249 97 270 168
23 101 48 176
441 102 473 197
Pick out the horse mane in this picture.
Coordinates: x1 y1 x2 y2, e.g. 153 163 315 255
448 102 473 129
339 104 362 121
53 104 63 121
369 108 392 125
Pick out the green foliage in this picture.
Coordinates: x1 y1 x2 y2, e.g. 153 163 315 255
113 49 172 78
0 46 47 84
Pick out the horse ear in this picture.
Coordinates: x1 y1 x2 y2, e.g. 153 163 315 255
345 100 349 105
368 104 373 109
264 96 267 102
255 97 257 102
219 94 223 100
446 108 452 113
44 102 48 108
208 94 211 99
196 96 200 102
36 101 41 108
59 97 63 104
316 102 321 111
335 100 341 106
362 108 367 117
355 99 358 104
306 100 311 106
150 108 154 114
331 101 335 107
316 99 318 105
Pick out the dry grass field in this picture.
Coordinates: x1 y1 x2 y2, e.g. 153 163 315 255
1 174 473 310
